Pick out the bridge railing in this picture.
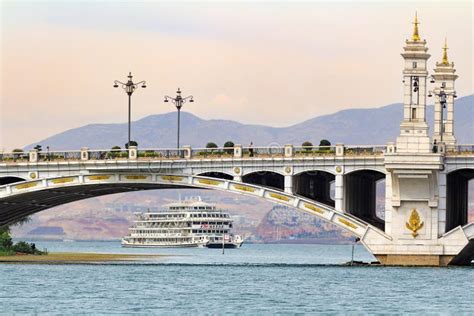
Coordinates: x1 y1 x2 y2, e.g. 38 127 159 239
0 144 395 163
137 148 186 159
293 146 335 157
344 145 386 156
243 146 286 158
38 150 83 161
89 149 129 160
191 147 234 159
446 144 474 156
0 152 29 162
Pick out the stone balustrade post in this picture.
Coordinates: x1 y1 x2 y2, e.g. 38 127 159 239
284 144 293 157
335 143 344 157
29 149 38 163
128 146 137 160
386 142 396 154
81 147 89 161
437 142 446 154
234 144 243 158
183 145 192 159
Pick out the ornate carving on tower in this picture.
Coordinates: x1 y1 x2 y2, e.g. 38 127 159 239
430 39 458 149
396 13 431 153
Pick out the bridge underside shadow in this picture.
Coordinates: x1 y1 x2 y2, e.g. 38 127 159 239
243 172 284 191
344 170 385 231
446 169 474 232
293 171 335 207
0 183 192 227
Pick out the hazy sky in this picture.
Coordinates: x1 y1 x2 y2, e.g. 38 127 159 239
0 0 472 150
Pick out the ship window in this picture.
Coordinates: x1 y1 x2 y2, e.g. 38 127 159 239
412 108 416 119
413 62 417 69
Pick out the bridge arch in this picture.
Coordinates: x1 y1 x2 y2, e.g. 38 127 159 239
197 172 233 180
293 170 335 207
446 168 474 232
0 173 390 253
343 169 386 231
242 171 284 191
0 176 27 186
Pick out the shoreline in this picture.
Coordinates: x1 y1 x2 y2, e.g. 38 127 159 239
0 252 167 264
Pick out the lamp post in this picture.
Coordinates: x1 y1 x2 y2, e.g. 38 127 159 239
164 88 194 150
428 80 457 143
114 72 146 148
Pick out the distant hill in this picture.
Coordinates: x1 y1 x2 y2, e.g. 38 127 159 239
26 95 473 150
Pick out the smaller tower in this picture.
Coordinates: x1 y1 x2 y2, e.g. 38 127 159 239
431 39 458 149
396 13 431 153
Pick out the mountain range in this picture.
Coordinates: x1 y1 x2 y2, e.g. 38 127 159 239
27 94 473 150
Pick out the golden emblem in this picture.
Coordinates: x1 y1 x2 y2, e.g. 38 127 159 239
234 167 241 174
335 166 342 173
285 166 292 174
406 209 424 237
29 172 37 179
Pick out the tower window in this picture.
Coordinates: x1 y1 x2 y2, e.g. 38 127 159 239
412 108 417 120
412 62 417 69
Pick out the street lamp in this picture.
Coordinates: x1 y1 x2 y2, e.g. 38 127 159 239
164 88 194 150
428 81 457 142
113 72 147 148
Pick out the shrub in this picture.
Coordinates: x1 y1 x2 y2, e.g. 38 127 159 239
0 230 13 250
319 139 331 147
125 141 138 149
302 141 313 152
223 141 234 154
206 142 218 149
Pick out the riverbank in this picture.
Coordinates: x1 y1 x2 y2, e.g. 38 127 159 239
0 252 166 264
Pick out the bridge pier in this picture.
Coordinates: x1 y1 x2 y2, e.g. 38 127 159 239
334 174 343 211
284 175 293 194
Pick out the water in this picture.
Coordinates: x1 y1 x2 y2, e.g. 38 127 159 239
1 241 473 315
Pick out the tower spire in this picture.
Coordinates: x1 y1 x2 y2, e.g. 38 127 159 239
442 38 449 65
412 12 421 41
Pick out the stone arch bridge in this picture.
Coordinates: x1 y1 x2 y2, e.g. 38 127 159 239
1 143 473 266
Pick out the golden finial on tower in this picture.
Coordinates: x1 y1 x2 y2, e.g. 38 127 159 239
442 38 449 65
412 12 421 41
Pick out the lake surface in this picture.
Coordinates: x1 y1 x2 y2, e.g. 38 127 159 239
1 241 473 315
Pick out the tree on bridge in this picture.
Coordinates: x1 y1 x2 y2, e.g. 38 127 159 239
223 141 234 154
319 139 331 147
206 142 218 149
302 141 313 152
125 141 138 149
33 145 42 152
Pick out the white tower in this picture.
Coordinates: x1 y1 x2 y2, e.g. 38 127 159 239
431 39 458 149
396 13 431 153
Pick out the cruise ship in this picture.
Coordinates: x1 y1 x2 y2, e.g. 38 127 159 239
121 197 244 248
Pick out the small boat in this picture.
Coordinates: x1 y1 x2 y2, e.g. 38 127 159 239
205 234 244 249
